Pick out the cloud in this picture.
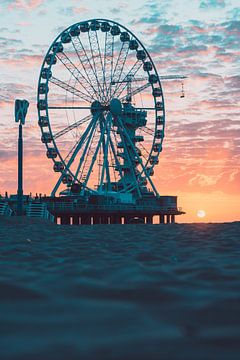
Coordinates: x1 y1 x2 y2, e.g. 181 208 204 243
6 0 44 11
199 0 226 9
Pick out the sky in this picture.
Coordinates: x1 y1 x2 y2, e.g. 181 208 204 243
0 0 239 223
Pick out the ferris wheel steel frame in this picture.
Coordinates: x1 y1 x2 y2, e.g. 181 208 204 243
37 19 166 199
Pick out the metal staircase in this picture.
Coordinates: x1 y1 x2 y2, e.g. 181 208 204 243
26 202 54 222
0 201 13 216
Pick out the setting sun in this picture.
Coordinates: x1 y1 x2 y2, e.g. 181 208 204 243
197 210 206 218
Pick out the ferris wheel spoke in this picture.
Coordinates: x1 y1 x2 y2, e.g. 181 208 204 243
135 107 156 110
49 76 93 104
56 51 96 99
53 114 91 140
111 60 143 99
138 143 150 162
48 106 92 110
88 30 105 101
71 36 101 100
140 126 154 136
108 35 115 100
109 42 129 100
102 32 114 102
64 137 82 163
120 82 151 102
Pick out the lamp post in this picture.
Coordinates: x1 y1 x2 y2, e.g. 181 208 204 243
15 99 29 216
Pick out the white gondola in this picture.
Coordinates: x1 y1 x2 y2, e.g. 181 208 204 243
46 54 57 65
150 156 159 165
155 130 164 139
147 167 154 176
70 25 80 36
61 32 71 43
101 22 110 32
149 74 158 84
129 39 138 50
53 162 64 172
156 116 164 125
143 61 153 71
38 116 49 127
41 133 52 144
46 148 57 158
38 99 47 110
38 83 49 94
152 88 162 97
80 22 90 32
62 174 73 184
153 143 162 152
41 68 52 79
120 32 130 42
90 20 100 31
156 101 164 111
110 25 120 36
52 42 63 53
136 50 146 61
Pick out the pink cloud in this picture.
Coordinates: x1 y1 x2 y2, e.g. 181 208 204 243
8 0 44 11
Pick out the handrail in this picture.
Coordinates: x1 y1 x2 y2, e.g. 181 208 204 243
47 202 182 213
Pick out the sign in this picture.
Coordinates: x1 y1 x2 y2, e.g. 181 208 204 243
15 99 29 125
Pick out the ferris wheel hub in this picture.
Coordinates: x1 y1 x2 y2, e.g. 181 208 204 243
109 98 122 116
91 100 102 114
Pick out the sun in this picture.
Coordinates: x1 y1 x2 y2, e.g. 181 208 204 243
197 210 206 218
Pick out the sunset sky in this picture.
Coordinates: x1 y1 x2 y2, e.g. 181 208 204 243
0 0 239 223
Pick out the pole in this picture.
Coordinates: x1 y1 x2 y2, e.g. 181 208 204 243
17 123 23 215
15 99 29 216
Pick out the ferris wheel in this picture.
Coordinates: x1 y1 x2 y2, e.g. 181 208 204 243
37 19 166 198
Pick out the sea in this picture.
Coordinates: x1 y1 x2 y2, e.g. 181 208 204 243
0 218 240 359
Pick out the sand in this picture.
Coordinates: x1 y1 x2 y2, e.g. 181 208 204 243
0 217 240 359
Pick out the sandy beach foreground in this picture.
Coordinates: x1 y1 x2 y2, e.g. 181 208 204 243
0 218 240 360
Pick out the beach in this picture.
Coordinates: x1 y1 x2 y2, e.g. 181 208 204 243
0 218 240 359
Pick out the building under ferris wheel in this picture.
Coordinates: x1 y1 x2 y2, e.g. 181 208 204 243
36 19 185 225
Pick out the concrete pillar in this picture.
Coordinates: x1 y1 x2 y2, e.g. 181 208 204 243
159 215 164 224
72 216 80 225
81 215 91 225
124 216 131 224
61 216 70 225
93 215 100 224
166 214 170 223
171 215 175 223
110 215 121 224
146 215 153 224
101 216 109 224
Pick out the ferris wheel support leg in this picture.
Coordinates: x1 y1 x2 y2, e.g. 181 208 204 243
74 114 100 180
99 115 112 191
51 114 100 197
82 113 111 193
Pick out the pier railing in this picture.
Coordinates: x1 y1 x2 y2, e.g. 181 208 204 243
46 202 183 214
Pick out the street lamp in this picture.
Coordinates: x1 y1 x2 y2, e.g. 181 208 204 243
15 99 29 215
